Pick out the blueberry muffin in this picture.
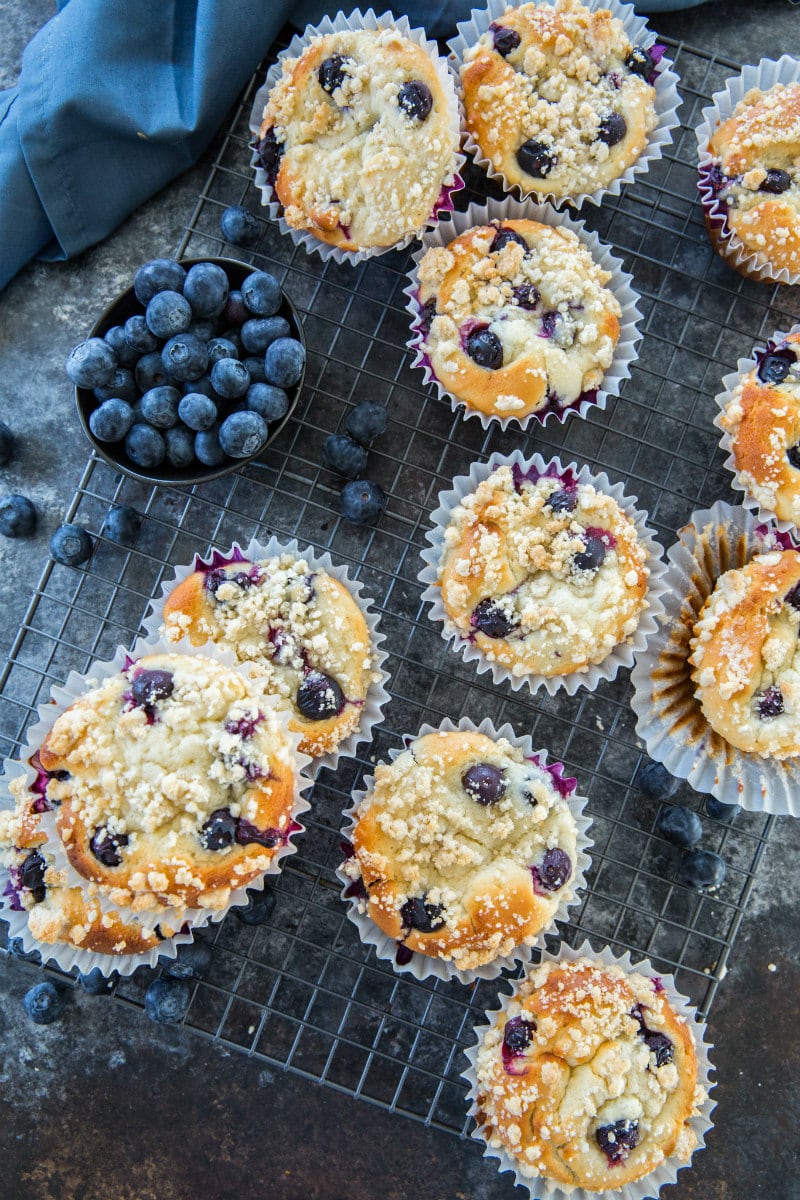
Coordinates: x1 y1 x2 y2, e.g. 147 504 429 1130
436 463 650 678
689 550 800 758
255 25 459 251
40 653 300 912
458 0 659 200
703 81 800 278
342 729 581 970
415 219 621 421
474 957 703 1190
719 334 800 524
161 552 379 758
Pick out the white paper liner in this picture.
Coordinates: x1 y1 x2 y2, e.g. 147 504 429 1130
462 939 715 1200
696 56 800 285
419 451 668 697
712 326 800 533
336 717 593 984
4 634 313 937
403 197 642 431
447 0 681 210
247 8 466 266
630 500 800 817
138 535 390 777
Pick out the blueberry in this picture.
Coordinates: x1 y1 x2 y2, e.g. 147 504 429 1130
179 392 217 431
103 505 142 546
211 358 250 399
512 283 540 310
472 597 515 638
677 849 726 890
0 494 36 538
318 54 350 94
539 311 559 339
195 425 226 467
466 326 503 369
241 271 282 317
786 445 800 471
135 350 171 393
244 357 268 385
655 804 702 849
418 297 436 336
65 338 118 389
165 426 196 468
246 383 288 423
202 808 238 850
490 226 528 254
296 670 345 719
635 760 679 801
125 423 165 470
93 367 138 404
758 354 792 385
219 329 244 358
184 262 229 319
79 968 117 995
161 333 209 383
206 337 239 366
188 318 219 343
8 938 40 963
183 375 219 400
400 895 445 933
598 112 627 146
256 127 284 183
573 535 606 572
224 290 250 327
462 762 507 806
533 848 572 891
20 849 47 902
145 290 192 339
236 885 277 925
141 385 181 429
625 46 655 78
219 411 268 458
502 1016 535 1055
345 402 388 445
124 314 159 356
398 80 433 121
164 938 213 980
89 398 135 442
323 433 368 478
757 685 784 718
90 826 129 867
547 487 577 513
144 977 191 1024
220 205 261 247
131 668 174 710
706 795 737 823
104 325 139 368
134 258 186 305
265 337 305 387
51 523 93 567
23 982 66 1025
596 1118 639 1164
760 169 791 194
241 316 290 355
491 24 521 56
516 139 556 178
339 479 386 525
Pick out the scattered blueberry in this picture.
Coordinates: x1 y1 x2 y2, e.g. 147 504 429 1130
598 112 627 146
206 337 239 366
625 46 655 78
472 598 515 638
400 895 445 933
760 169 791 194
318 54 350 94
90 826 129 867
179 392 217 432
165 425 196 468
655 804 702 849
23 981 66 1025
144 976 191 1024
635 760 679 801
141 385 181 429
218 411 268 458
757 685 784 719
516 139 556 178
323 433 368 478
705 795 737 824
184 262 229 319
0 421 13 465
490 227 528 254
345 402 387 445
236 885 277 925
224 290 250 327
241 271 281 317
758 354 792 385
201 808 238 850
512 283 540 310
220 205 261 247
89 398 135 443
573 535 606 572
533 848 572 892
93 367 138 404
492 24 521 56
466 326 503 369
0 494 36 538
241 316 290 355
164 938 213 980
65 338 118 389
677 848 726 890
145 290 192 339
339 479 386 525
79 968 117 995
296 670 345 720
124 314 159 356
195 425 226 467
398 80 433 121
596 1118 639 1164
50 523 93 567
246 383 288 423
135 350 171 393
265 337 305 387
104 324 139 368
133 258 186 305
103 505 142 546
462 762 507 806
211 358 251 399
161 333 209 382
125 423 166 470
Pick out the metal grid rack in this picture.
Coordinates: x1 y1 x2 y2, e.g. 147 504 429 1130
2 34 797 1138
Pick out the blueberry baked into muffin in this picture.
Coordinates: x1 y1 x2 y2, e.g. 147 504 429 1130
255 25 459 251
342 729 581 970
436 462 650 678
458 0 661 201
415 219 621 421
473 957 704 1190
689 550 800 758
162 551 380 759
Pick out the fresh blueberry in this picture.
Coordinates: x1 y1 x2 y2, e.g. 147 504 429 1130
241 271 282 317
141 385 181 429
165 426 196 468
206 337 239 366
625 46 655 78
512 283 540 310
757 685 784 718
490 226 528 253
211 358 250 399
220 205 261 247
89 398 135 443
398 80 433 121
219 411 268 458
93 367 138 404
90 826 129 867
50 523 93 567
0 494 36 538
491 24 521 56
23 981 66 1025
202 807 238 850
224 290 250 327
134 258 187 305
236 885 277 925
179 392 217 431
104 325 139 368
135 350 171 393
706 795 737 823
265 337 305 387
195 425 226 467
573 535 606 572
296 670 345 720
400 895 445 933
318 54 350 94
183 375 219 400
144 977 191 1024
219 329 244 357
472 597 515 638
533 848 572 892
636 760 679 801
345 402 388 445
125 423 166 470
758 354 792 385
145 290 192 339
184 262 229 319
323 433 368 478
65 338 118 389
462 762 507 806
244 356 268 385
598 112 627 146
339 479 386 525
547 487 577 513
256 127 284 183
131 668 174 710
241 316 290 355
596 1118 639 1164
164 938 213 980
246 383 288 423
20 849 47 902
79 968 117 995
502 1016 535 1055
677 849 726 890
516 139 556 178
103 505 142 546
466 326 503 369
760 169 792 194
655 804 702 849
124 314 159 355
161 333 209 383
188 318 219 343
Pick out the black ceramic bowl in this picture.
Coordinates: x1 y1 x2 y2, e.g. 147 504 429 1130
75 257 305 486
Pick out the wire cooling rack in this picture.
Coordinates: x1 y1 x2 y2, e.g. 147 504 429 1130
2 34 799 1137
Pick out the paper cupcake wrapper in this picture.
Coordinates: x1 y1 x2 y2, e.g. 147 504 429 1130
696 56 800 285
713 326 800 534
139 534 391 777
419 451 668 697
630 500 800 817
248 8 466 266
403 197 642 431
336 716 593 985
462 939 715 1200
4 635 313 935
447 0 681 210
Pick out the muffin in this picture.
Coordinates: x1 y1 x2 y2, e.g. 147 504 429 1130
414 218 621 422
472 956 705 1191
689 550 800 758
40 652 301 912
161 552 380 759
435 462 650 679
254 24 460 252
458 0 660 201
718 332 800 525
342 729 582 970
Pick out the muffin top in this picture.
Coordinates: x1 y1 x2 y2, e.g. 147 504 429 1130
474 957 703 1190
459 0 659 200
437 463 650 678
707 82 800 274
720 333 800 525
256 26 459 250
416 220 621 421
689 550 800 758
344 729 580 970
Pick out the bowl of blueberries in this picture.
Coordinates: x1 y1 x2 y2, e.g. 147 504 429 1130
69 257 306 485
